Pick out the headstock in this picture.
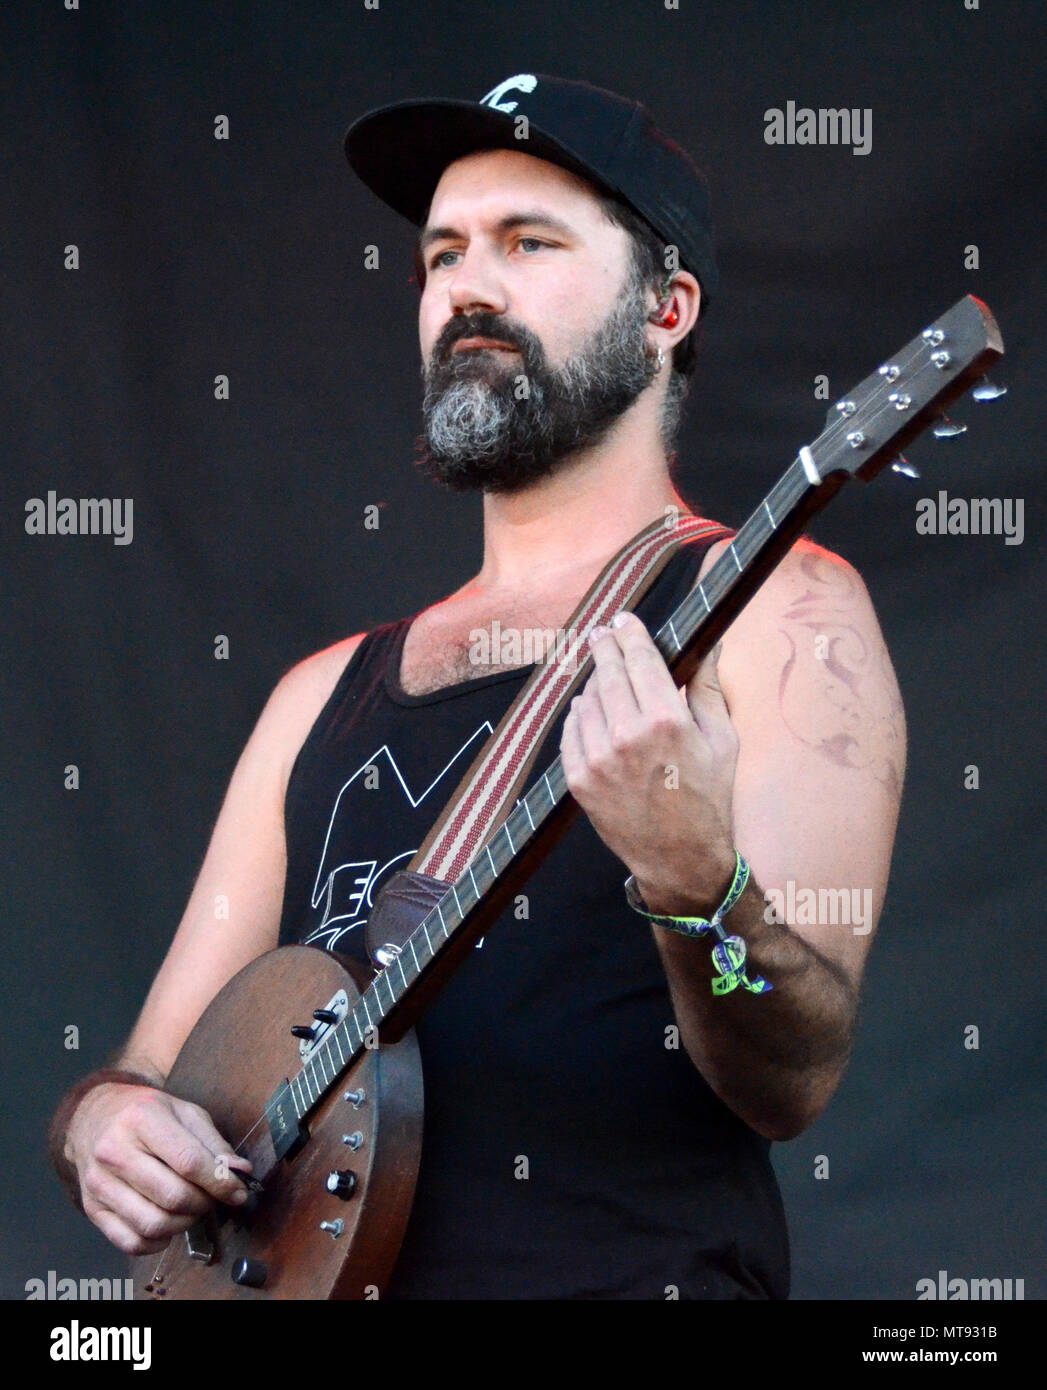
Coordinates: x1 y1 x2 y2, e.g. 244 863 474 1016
811 295 1004 484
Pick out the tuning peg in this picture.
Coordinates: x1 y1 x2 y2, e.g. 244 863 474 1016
933 418 967 438
891 457 920 478
972 377 1007 401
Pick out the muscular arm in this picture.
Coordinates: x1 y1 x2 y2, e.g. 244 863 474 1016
59 633 364 1132
110 635 366 1083
649 540 904 1138
563 539 905 1142
53 634 366 1251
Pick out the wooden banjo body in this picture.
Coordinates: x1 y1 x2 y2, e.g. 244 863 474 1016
132 945 423 1300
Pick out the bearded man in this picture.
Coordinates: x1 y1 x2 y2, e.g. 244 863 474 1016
49 75 905 1301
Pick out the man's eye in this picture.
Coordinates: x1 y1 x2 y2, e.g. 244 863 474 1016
428 238 550 271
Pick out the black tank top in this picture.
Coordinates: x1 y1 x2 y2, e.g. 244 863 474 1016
278 532 790 1300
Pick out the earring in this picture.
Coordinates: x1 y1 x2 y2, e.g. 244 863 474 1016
655 345 665 371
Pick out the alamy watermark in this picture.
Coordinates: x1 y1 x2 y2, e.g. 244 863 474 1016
916 490 1023 545
916 1270 1024 1300
764 880 874 935
764 101 872 156
469 621 584 673
26 1270 134 1300
25 491 133 545
49 1320 151 1370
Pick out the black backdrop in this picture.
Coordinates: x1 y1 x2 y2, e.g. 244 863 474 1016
4 0 1044 1302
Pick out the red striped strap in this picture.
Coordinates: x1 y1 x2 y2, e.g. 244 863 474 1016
410 515 729 884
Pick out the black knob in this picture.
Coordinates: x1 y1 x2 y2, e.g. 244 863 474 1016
290 1024 315 1040
325 1169 358 1200
231 1258 268 1288
312 1008 338 1024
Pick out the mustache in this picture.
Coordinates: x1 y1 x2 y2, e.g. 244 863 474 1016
432 313 535 365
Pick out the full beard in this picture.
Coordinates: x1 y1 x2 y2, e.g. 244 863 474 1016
416 270 657 495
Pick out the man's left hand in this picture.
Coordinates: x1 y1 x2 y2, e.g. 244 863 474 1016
560 611 738 918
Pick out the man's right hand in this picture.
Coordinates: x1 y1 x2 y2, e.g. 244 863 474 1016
64 1082 255 1256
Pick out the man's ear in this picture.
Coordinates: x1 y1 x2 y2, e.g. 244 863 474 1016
649 270 701 352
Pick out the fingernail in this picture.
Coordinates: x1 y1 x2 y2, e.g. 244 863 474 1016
588 624 608 644
610 612 630 629
231 1188 249 1204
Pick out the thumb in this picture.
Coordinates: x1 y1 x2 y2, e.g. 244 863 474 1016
684 641 729 728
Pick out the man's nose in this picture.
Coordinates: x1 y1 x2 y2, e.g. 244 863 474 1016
446 249 507 317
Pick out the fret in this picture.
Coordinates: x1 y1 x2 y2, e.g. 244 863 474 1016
485 843 497 877
523 797 535 831
333 1028 345 1066
730 542 743 573
451 883 463 918
436 903 448 937
504 818 515 854
769 459 808 513
290 1074 304 1114
409 934 420 973
361 995 374 1030
422 919 434 952
468 865 480 899
667 617 681 653
397 954 409 992
763 498 775 527
378 969 395 1011
367 983 386 1023
542 771 555 805
347 1010 364 1050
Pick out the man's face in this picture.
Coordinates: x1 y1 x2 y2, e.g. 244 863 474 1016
416 148 657 494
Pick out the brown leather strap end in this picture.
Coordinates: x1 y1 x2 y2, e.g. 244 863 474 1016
364 870 453 966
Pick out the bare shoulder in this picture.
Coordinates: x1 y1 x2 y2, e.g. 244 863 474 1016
276 630 369 706
697 532 880 635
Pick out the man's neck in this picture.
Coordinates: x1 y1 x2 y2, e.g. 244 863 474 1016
472 424 690 595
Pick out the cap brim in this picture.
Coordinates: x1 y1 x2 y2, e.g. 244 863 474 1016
344 97 623 227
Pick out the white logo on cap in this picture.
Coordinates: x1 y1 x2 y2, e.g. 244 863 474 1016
479 74 537 114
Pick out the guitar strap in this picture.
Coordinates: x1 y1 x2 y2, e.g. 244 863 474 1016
363 514 729 961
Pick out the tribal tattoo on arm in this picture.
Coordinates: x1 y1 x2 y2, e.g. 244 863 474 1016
774 551 906 802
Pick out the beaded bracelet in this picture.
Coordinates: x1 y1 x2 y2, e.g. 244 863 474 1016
624 852 773 996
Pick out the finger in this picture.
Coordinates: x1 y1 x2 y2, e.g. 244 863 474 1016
586 620 641 721
176 1102 254 1182
602 612 683 718
570 689 614 771
96 1146 216 1218
85 1164 200 1246
560 697 591 789
133 1100 248 1205
88 1200 170 1258
684 642 732 737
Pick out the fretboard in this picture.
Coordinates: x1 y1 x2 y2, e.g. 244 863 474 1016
282 453 828 1123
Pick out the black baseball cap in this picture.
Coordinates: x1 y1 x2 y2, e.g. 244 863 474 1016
343 73 719 312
